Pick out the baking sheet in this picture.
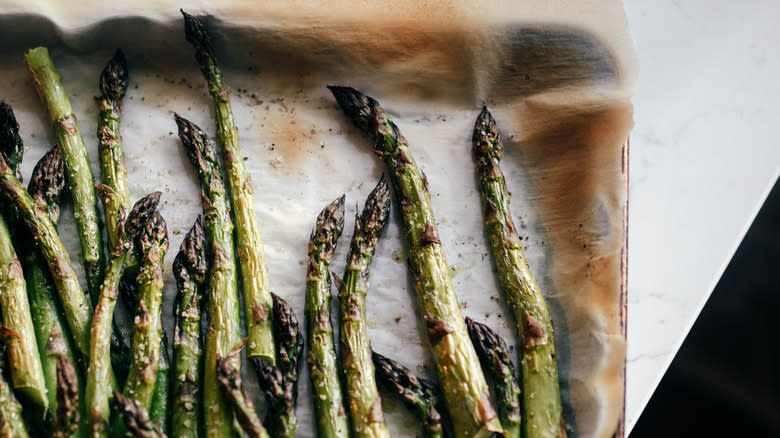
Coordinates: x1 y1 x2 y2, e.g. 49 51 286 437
0 1 636 437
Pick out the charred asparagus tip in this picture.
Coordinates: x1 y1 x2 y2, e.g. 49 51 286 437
27 145 65 222
181 10 211 53
125 191 163 237
112 391 166 438
326 85 375 132
173 215 208 290
99 48 128 101
0 101 23 177
137 210 170 255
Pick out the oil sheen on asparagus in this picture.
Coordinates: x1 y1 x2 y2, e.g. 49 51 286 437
338 176 391 438
329 86 502 438
182 10 275 366
472 107 565 438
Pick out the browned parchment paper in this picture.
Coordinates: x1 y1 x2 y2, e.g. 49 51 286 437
0 1 636 436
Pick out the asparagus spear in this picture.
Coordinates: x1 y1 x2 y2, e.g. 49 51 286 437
53 355 79 438
0 344 30 438
112 391 166 438
22 145 84 430
175 114 242 437
252 292 304 438
372 351 443 438
150 332 171 434
338 176 391 438
329 86 502 438
97 49 134 267
181 10 275 368
216 345 269 438
305 195 350 438
0 149 92 360
25 46 106 304
471 108 565 438
466 318 522 438
0 108 48 412
171 217 207 438
122 211 169 410
85 191 161 437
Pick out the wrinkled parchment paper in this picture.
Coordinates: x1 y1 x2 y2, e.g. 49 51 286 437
0 1 636 437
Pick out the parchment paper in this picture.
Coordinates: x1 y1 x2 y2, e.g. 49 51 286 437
0 1 636 437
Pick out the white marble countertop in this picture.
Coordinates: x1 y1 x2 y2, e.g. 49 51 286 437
624 0 780 433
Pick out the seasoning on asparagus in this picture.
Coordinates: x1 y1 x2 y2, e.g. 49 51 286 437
85 191 161 437
25 46 106 304
252 293 304 438
329 86 502 438
181 10 275 368
0 346 30 438
338 176 391 438
53 355 79 438
471 107 565 438
216 344 269 438
175 114 242 437
305 195 349 438
171 216 207 438
112 391 166 438
0 106 48 412
466 317 522 438
122 211 169 410
97 48 134 267
372 351 443 438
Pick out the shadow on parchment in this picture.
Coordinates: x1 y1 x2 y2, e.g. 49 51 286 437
0 14 621 105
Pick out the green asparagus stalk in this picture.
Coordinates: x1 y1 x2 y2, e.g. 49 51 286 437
305 195 350 438
85 191 161 437
0 345 30 438
252 292 304 438
0 106 48 412
23 145 83 432
371 351 443 438
0 216 47 410
53 355 79 438
111 391 166 438
329 86 502 438
122 211 169 409
466 318 522 438
25 46 106 304
97 49 134 268
471 107 565 438
150 332 171 435
216 345 269 438
175 114 242 438
338 176 391 438
181 11 275 366
171 217 207 438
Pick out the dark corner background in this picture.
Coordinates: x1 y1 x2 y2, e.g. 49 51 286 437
631 178 780 437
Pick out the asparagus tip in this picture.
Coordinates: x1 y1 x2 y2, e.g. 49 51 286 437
0 100 23 176
327 85 375 132
174 114 210 165
111 390 165 438
473 106 502 159
181 9 211 53
27 145 65 221
465 317 512 371
271 292 303 383
99 48 128 101
137 210 169 256
173 215 208 289
125 191 162 237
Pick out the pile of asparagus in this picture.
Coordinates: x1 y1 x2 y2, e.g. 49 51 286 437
0 9 567 438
